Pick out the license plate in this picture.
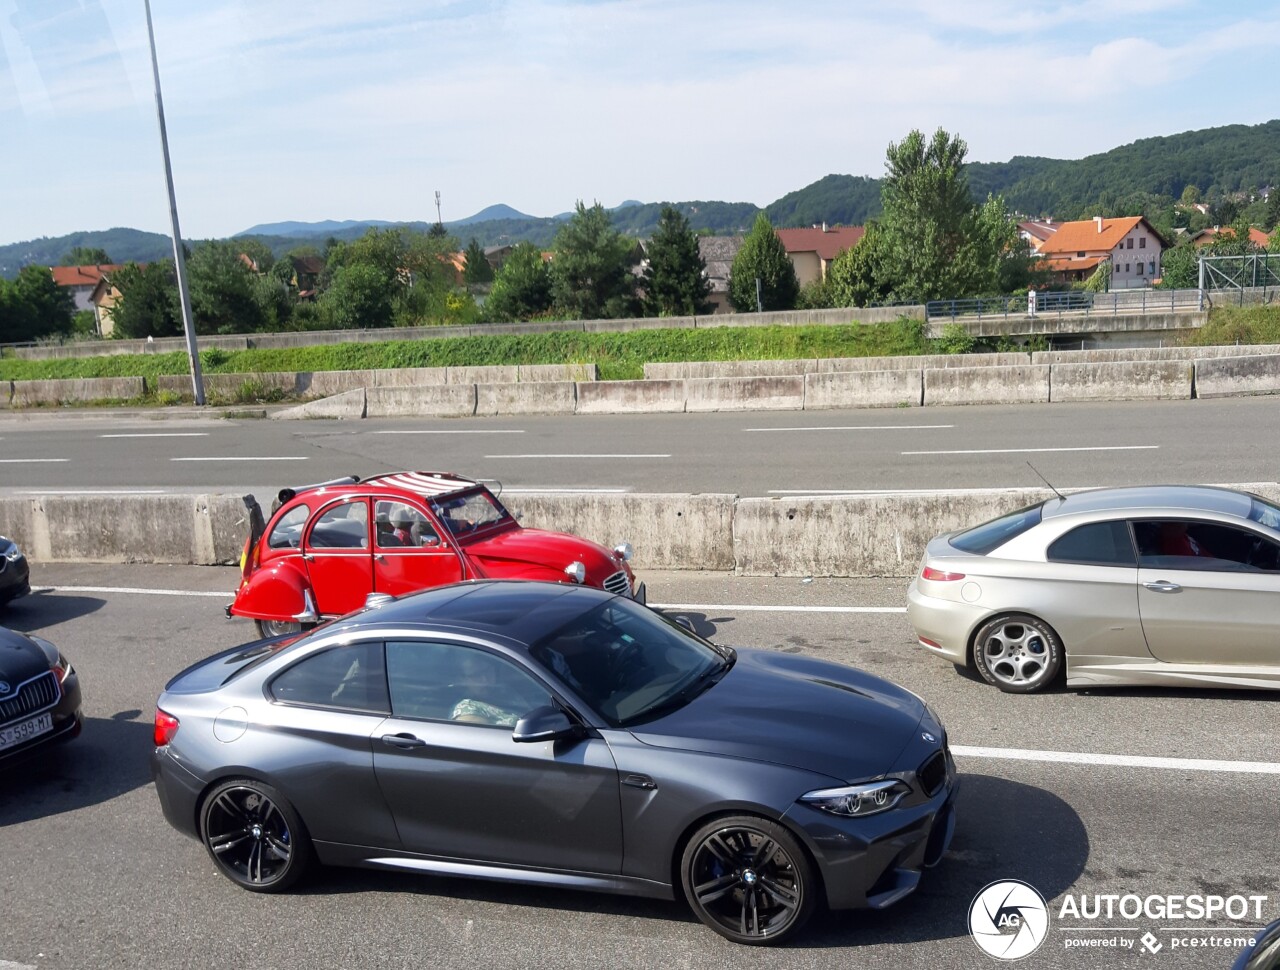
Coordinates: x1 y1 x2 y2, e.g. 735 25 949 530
0 712 54 751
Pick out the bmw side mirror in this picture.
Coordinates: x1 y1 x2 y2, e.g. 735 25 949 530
673 615 695 633
512 706 578 743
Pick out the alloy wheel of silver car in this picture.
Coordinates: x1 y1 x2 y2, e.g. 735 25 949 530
200 780 312 892
681 815 817 945
972 613 1063 693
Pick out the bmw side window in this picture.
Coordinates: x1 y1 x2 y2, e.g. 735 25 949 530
385 640 552 727
1047 521 1136 566
310 500 369 549
268 504 309 549
269 642 389 714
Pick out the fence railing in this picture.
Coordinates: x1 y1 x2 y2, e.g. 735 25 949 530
925 287 1205 321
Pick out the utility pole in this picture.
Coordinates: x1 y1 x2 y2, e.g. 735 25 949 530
144 0 204 404
435 190 443 226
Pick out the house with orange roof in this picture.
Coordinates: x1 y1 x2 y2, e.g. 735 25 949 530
49 264 124 312
1034 216 1165 289
88 275 125 337
1188 226 1272 249
774 224 865 286
1017 220 1058 251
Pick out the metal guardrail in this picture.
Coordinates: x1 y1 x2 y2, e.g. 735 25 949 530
925 288 1205 321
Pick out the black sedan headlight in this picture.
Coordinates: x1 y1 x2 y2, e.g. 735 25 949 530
1 540 20 562
800 779 911 818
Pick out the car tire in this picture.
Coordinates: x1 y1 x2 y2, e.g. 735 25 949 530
971 613 1063 693
200 779 313 893
256 619 304 638
680 814 818 945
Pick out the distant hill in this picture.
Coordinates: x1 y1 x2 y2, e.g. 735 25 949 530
6 120 1278 278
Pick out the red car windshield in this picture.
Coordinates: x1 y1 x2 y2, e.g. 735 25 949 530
430 488 511 537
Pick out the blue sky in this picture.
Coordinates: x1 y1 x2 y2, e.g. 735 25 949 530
1 0 1279 247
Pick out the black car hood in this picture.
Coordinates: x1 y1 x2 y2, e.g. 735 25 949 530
629 648 926 782
0 627 53 686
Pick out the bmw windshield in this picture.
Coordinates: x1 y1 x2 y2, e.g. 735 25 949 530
530 598 733 728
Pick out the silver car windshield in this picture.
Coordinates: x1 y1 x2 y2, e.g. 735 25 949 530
530 599 731 728
1248 496 1280 531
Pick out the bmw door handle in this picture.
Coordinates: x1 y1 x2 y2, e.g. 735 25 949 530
381 733 426 748
1143 580 1181 593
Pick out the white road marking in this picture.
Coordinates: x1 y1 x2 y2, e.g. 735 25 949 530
0 458 68 463
652 603 905 613
902 445 1160 456
372 429 525 435
34 585 229 598
485 454 671 459
769 487 1045 496
15 489 167 495
952 745 1280 775
170 456 310 462
0 960 38 970
747 424 954 432
100 432 209 438
500 488 631 494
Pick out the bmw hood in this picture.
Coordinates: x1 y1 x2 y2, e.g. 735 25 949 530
463 528 621 580
629 648 928 782
0 627 56 685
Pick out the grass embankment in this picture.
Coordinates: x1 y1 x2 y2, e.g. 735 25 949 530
1183 304 1280 346
0 319 932 384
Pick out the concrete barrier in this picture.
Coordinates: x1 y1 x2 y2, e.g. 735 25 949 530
272 388 366 420
0 380 12 407
475 381 577 416
447 365 520 385
684 376 805 412
11 377 146 406
1032 344 1280 364
645 359 817 380
1194 355 1280 399
302 370 375 397
504 493 737 571
924 365 1050 405
1049 360 1193 402
575 380 686 414
518 363 598 382
818 352 1029 373
372 367 448 386
732 489 1053 576
364 384 477 418
804 369 923 409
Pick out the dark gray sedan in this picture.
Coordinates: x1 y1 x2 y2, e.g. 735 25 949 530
152 581 955 945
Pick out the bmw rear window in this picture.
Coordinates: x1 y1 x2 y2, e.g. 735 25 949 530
949 503 1044 555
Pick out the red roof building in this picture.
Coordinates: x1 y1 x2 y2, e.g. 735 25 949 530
774 225 865 286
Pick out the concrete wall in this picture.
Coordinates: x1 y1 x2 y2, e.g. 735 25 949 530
924 365 1050 405
272 388 367 420
803 370 923 408
11 376 145 406
1194 355 1280 399
1032 344 1280 364
1050 360 1193 402
575 380 686 414
684 376 805 412
364 384 477 418
475 381 577 416
819 352 1030 373
645 359 818 380
0 380 12 407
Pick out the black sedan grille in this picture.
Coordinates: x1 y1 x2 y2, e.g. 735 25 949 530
0 670 59 725
917 749 947 798
602 570 631 596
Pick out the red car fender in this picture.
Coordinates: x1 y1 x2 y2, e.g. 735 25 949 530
230 558 313 622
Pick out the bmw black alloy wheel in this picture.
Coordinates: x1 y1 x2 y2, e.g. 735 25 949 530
681 815 817 945
201 780 311 892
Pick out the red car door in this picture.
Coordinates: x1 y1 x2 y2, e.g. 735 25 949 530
303 497 374 617
371 499 466 596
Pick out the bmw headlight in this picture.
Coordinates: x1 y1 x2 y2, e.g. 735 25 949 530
1 541 19 562
563 561 586 584
800 779 911 818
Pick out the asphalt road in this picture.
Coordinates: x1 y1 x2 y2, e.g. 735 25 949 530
2 564 1276 970
1 396 1277 499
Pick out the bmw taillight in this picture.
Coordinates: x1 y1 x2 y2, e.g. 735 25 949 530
921 566 965 582
154 709 180 747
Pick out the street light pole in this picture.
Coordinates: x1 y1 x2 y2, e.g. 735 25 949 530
143 0 205 405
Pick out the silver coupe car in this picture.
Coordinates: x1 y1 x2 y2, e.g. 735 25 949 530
907 485 1280 693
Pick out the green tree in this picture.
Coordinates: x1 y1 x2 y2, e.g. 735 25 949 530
1265 191 1280 232
321 262 396 329
110 261 183 338
1180 184 1201 206
463 238 494 285
59 246 111 266
728 213 799 311
484 242 553 322
642 206 712 316
1156 242 1199 289
550 201 640 319
12 265 75 339
235 238 275 273
186 239 269 334
827 222 895 307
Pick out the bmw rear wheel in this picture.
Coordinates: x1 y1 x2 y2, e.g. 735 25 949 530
200 779 312 892
256 619 303 638
681 815 817 945
972 613 1063 693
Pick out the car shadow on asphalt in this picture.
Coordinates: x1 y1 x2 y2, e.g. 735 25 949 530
0 712 153 827
1 590 106 632
294 774 1088 949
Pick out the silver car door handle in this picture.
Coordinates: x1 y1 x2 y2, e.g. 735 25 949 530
1143 580 1182 593
381 733 426 748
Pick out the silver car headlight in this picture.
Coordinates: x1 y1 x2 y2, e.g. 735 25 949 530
563 561 586 584
1 541 20 562
613 542 633 562
800 779 910 818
